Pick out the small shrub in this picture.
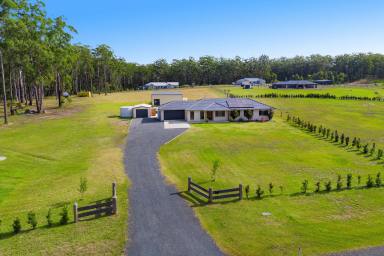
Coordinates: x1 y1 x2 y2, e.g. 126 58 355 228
336 175 343 191
352 137 357 147
245 185 250 199
12 218 21 234
376 172 382 187
356 138 361 149
345 137 350 146
210 160 220 182
370 143 376 155
377 149 383 159
340 133 344 144
301 180 308 194
330 132 334 141
315 181 321 192
346 174 352 189
78 177 88 199
59 205 69 225
268 183 273 195
255 185 264 199
334 130 339 142
27 211 37 229
366 175 374 188
363 144 369 154
324 181 332 192
357 175 361 185
46 208 53 227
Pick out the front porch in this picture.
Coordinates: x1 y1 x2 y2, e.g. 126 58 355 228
186 109 271 123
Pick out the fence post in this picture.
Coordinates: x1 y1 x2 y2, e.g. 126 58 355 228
188 177 191 192
112 182 117 215
239 184 243 200
208 188 213 203
73 202 78 223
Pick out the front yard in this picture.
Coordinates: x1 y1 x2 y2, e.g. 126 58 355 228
159 118 384 255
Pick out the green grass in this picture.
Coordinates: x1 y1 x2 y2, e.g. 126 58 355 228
258 98 384 149
0 97 130 255
159 118 384 256
221 84 384 98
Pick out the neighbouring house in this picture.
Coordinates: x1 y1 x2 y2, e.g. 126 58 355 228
151 91 183 106
234 78 266 89
158 98 273 122
313 79 333 85
271 80 318 89
142 82 179 90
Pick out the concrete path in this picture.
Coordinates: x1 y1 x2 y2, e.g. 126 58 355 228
124 118 223 256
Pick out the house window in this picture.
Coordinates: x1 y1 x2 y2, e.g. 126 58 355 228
215 111 225 117
153 99 160 106
200 111 204 120
259 110 269 116
190 111 195 120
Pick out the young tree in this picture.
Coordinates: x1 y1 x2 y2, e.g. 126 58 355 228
12 217 21 234
301 180 309 194
377 149 383 160
210 159 220 182
78 177 88 199
345 136 350 146
336 175 343 190
46 208 53 227
268 182 273 195
255 185 264 199
27 211 37 229
324 181 332 192
346 174 352 189
357 175 361 185
370 143 376 155
245 185 250 199
60 205 69 225
366 175 374 188
363 144 369 154
340 133 345 144
315 181 321 192
376 172 382 187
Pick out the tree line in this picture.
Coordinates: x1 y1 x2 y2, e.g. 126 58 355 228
2 0 384 123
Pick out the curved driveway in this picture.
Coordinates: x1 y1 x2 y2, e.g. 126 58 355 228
124 118 223 256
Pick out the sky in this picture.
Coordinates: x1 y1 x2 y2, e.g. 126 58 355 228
44 0 384 64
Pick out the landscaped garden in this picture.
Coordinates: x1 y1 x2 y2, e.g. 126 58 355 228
159 91 384 255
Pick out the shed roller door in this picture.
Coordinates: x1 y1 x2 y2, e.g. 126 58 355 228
164 110 185 120
136 109 149 118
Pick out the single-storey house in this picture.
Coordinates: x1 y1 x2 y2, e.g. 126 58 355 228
272 80 318 89
158 98 273 122
151 91 183 106
234 78 266 89
313 79 333 85
143 82 179 90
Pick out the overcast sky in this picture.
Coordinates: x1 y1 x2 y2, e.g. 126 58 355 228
44 0 384 64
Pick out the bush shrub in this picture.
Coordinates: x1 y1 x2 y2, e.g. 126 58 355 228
268 183 273 195
346 174 352 189
60 205 69 225
315 181 321 192
245 185 250 199
336 175 343 190
376 172 382 187
366 175 374 188
46 208 53 227
27 211 37 229
358 175 361 185
12 218 21 234
325 181 332 192
301 180 308 194
377 149 383 159
255 185 264 199
77 91 90 97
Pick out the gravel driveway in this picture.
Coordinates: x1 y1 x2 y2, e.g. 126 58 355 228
124 118 223 256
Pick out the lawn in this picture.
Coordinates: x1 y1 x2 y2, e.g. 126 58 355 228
159 118 384 255
258 98 384 150
0 87 217 255
219 84 384 98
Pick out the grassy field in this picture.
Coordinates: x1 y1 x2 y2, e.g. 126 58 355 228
159 118 384 255
219 84 384 98
0 87 217 255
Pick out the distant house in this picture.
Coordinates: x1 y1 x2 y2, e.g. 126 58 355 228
151 91 183 106
158 98 273 122
313 79 333 85
272 80 318 89
234 78 266 89
143 82 179 90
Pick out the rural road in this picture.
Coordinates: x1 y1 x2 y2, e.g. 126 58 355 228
329 246 384 256
124 118 223 256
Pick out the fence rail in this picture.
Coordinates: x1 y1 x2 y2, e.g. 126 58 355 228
187 177 242 203
74 182 117 222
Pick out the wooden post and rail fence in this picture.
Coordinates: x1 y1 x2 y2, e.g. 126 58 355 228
74 182 117 223
188 177 242 203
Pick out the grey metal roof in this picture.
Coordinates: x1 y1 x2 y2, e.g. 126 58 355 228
159 98 272 111
272 80 317 86
151 91 182 95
